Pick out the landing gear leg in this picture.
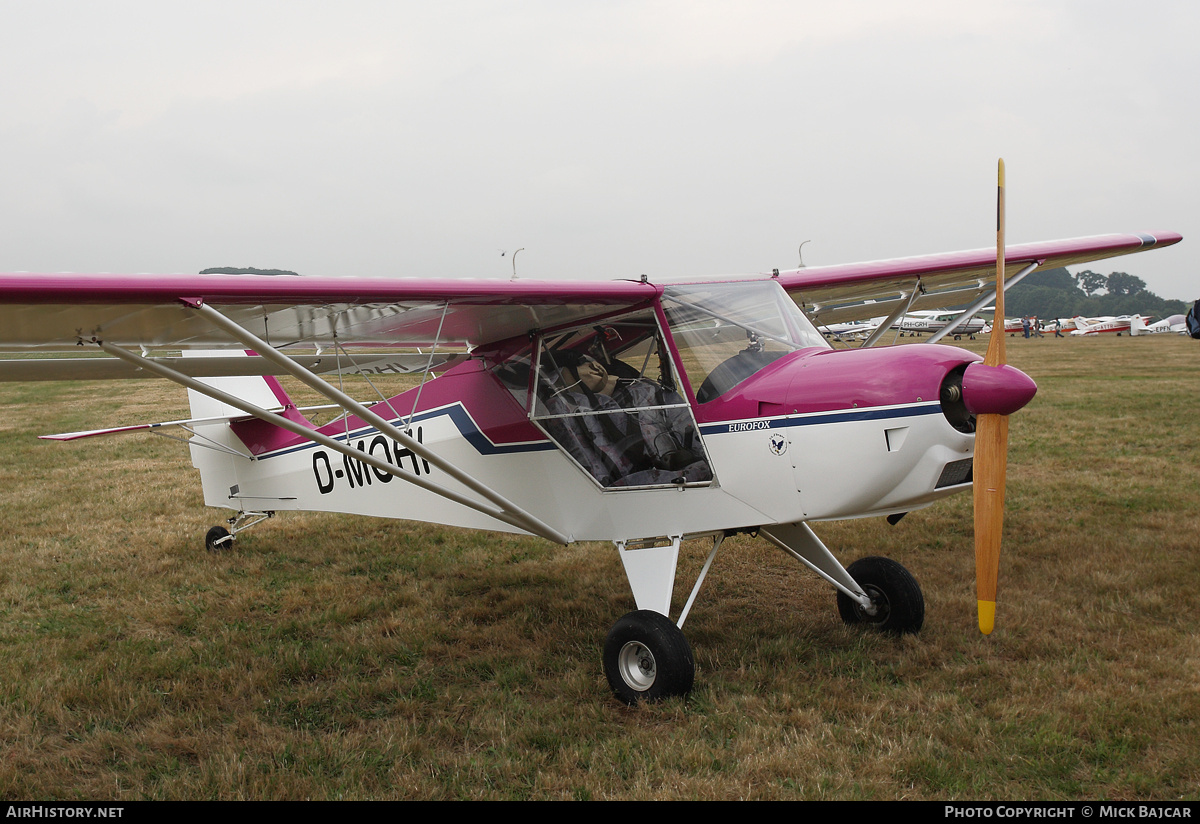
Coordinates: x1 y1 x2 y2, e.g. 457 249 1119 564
604 534 723 703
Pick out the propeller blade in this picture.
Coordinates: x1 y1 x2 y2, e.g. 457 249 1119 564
974 412 1007 634
987 159 1007 370
975 158 1008 635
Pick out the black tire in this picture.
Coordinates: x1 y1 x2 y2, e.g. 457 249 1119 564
205 525 232 553
836 556 924 634
603 610 695 704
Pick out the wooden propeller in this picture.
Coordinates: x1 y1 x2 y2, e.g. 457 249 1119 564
974 158 1008 635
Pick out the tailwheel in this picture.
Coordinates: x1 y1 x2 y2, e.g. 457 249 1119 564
837 556 924 635
204 525 233 553
203 511 273 554
603 610 695 704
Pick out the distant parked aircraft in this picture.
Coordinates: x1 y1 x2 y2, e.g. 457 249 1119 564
1130 314 1187 335
1070 315 1150 336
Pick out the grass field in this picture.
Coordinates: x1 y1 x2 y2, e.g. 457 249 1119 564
1 334 1197 800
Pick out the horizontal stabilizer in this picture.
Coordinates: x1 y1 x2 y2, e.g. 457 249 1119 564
40 405 340 441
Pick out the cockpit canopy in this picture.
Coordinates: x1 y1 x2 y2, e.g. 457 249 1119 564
489 280 827 490
661 280 829 403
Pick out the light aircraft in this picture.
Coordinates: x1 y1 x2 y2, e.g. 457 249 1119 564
1042 318 1079 335
983 317 1029 335
895 310 987 336
823 310 989 343
0 168 1182 703
1131 314 1187 335
1070 315 1149 336
878 311 989 342
820 319 880 340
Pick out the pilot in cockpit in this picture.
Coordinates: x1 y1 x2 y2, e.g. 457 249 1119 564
540 350 712 487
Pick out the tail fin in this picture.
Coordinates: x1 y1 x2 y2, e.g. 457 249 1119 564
184 350 297 512
183 350 293 419
1130 316 1146 336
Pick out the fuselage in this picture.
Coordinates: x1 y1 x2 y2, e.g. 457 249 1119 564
189 282 1032 544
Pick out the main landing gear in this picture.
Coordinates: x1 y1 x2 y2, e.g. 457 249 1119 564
604 525 925 704
603 610 695 705
603 535 717 704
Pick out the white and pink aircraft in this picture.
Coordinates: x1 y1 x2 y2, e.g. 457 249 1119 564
0 174 1181 702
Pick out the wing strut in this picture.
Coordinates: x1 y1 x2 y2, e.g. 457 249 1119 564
183 302 573 543
925 261 1040 344
860 279 924 348
98 338 572 546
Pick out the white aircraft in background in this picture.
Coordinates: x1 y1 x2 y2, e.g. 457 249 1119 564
982 318 1027 335
896 310 987 336
1041 318 1078 335
823 309 990 343
819 319 880 340
1070 315 1150 336
1130 314 1187 335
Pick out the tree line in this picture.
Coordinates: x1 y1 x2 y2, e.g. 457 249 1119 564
199 266 299 276
1002 267 1189 320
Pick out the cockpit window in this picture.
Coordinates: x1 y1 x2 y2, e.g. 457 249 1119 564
662 280 828 403
493 309 714 490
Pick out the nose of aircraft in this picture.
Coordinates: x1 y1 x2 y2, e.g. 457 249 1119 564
961 362 1037 416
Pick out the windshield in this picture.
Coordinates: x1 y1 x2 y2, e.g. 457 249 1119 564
662 280 828 403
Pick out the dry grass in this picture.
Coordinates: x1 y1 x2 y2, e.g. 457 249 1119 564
0 335 1197 800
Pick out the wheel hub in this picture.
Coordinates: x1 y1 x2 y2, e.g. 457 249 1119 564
617 641 657 691
857 584 891 622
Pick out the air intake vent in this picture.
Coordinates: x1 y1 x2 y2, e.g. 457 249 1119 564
935 458 973 489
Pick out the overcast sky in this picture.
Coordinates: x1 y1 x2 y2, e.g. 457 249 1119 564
2 1 1196 301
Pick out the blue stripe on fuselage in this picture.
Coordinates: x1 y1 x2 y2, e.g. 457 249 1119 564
255 401 944 461
698 403 942 436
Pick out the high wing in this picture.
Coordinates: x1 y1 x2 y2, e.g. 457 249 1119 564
0 230 1180 375
771 232 1182 326
0 274 659 379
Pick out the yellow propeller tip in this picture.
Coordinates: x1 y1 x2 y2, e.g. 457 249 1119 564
977 600 996 635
